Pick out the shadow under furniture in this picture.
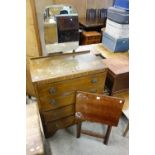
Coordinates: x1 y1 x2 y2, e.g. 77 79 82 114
75 91 124 145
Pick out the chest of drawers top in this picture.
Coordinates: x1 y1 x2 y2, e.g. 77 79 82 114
30 53 107 84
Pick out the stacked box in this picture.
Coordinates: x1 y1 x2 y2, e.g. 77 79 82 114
102 32 129 52
102 1 129 52
105 19 129 38
114 0 129 10
107 7 129 24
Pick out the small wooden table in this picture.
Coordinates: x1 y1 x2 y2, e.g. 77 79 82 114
79 18 106 31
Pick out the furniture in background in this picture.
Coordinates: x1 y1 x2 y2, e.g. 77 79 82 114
79 8 107 45
29 52 108 138
75 91 124 145
86 8 96 20
79 17 106 32
96 8 107 21
103 58 129 95
81 31 102 45
102 6 129 52
113 90 129 137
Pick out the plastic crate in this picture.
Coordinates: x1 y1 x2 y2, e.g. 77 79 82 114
114 0 129 10
105 19 129 38
102 32 129 52
107 6 129 24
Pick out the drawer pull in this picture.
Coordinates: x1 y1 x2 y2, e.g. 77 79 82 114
49 99 57 105
49 87 56 94
91 78 97 84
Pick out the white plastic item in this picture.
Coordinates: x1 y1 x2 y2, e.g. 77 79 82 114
105 19 129 38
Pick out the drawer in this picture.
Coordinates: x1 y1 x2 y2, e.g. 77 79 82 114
39 82 104 111
37 72 106 98
41 105 75 123
39 92 75 111
44 115 75 137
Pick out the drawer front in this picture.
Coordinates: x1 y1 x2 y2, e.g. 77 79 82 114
42 105 75 123
39 92 75 111
39 82 104 111
45 116 75 136
37 72 106 98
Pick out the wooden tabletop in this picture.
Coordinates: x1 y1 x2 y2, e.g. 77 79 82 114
30 52 107 83
79 18 106 28
103 58 129 75
76 43 129 75
76 43 128 58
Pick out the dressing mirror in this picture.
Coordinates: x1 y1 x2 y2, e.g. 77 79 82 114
44 5 79 54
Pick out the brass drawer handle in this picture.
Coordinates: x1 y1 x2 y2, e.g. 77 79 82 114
49 99 57 105
91 78 97 84
49 87 56 94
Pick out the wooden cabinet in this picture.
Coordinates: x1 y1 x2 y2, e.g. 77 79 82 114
81 31 102 45
103 58 129 95
30 53 107 138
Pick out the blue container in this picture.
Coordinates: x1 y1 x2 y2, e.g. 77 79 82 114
114 0 129 10
107 7 129 24
102 32 129 52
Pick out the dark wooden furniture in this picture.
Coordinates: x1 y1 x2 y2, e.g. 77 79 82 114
79 18 106 31
86 8 96 20
103 58 129 95
113 90 129 137
30 52 108 138
81 31 102 45
75 91 124 145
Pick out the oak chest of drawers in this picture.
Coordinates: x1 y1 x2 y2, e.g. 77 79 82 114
30 52 107 138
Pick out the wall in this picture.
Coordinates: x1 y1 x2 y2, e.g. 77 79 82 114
53 0 114 18
26 0 41 96
27 0 40 57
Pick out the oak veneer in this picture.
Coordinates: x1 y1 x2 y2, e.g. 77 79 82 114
30 53 108 138
75 91 124 144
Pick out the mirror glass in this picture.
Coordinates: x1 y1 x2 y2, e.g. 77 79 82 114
44 5 79 54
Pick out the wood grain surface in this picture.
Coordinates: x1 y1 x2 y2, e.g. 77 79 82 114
76 91 124 126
